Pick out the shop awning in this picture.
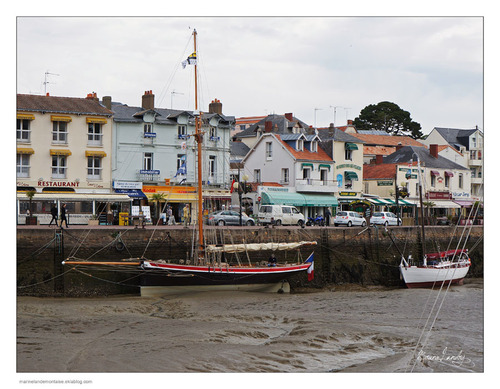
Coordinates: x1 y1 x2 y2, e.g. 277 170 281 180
366 198 391 205
85 150 107 157
430 170 440 176
17 113 35 120
445 171 454 177
301 163 314 170
429 200 461 208
114 189 147 199
145 192 198 202
51 115 72 122
344 171 358 180
454 200 474 207
318 164 331 171
17 147 35 154
261 191 338 207
345 143 359 150
50 149 72 156
383 198 414 206
86 117 108 124
16 193 131 202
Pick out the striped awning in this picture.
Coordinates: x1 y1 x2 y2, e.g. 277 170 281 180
86 117 108 124
50 149 72 156
345 171 358 180
17 113 35 120
85 150 107 157
51 115 72 122
17 147 35 154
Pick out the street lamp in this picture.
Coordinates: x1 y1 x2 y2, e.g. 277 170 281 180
234 172 249 226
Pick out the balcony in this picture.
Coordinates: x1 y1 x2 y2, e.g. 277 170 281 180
295 178 338 193
468 158 482 167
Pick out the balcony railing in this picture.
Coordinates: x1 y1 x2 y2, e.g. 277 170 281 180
295 178 339 193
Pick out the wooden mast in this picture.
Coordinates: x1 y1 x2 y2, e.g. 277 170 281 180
193 29 204 260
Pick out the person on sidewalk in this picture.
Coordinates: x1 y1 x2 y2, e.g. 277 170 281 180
167 206 175 225
49 204 58 227
60 203 69 228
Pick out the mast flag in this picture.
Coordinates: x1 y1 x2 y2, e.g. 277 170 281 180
182 52 197 68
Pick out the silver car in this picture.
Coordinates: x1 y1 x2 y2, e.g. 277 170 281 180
208 210 255 226
333 211 367 227
370 212 401 226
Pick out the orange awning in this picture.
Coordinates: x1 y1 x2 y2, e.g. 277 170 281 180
86 117 108 124
17 113 35 120
51 115 72 122
85 150 107 157
50 149 72 156
17 147 35 154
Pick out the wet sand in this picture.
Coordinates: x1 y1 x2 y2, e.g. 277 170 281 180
17 279 483 373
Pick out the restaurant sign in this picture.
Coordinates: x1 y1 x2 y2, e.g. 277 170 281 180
38 180 80 187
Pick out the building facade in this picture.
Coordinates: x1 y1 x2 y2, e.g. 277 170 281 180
16 93 128 224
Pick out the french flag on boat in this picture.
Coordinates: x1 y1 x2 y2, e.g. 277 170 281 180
306 253 314 281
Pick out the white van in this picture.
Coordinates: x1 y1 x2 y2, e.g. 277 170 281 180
258 205 305 226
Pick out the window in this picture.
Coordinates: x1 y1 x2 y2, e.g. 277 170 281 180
178 125 187 139
143 152 153 170
345 149 353 161
17 119 31 142
87 157 102 180
88 123 102 145
209 127 218 141
320 169 328 184
254 169 261 183
51 155 67 179
302 168 311 180
209 155 216 178
266 142 273 159
431 174 436 187
52 121 68 144
17 154 30 177
297 139 303 151
311 141 318 152
176 154 186 175
445 175 450 187
281 168 289 184
459 174 463 189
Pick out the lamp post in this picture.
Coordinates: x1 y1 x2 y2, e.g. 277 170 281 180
235 172 249 226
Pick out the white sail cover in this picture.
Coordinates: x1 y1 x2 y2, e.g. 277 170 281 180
205 241 317 254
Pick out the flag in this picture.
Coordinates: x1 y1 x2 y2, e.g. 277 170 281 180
230 179 236 193
175 162 186 177
306 253 314 281
182 52 197 69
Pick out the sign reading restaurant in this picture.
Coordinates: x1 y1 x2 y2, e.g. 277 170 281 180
37 180 80 187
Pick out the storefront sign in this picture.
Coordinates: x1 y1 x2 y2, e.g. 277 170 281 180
377 180 393 186
426 191 452 200
143 185 197 194
113 181 142 190
453 191 471 198
38 180 80 187
336 164 362 171
339 191 357 197
139 169 160 175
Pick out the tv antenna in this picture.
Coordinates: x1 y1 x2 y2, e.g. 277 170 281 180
171 90 184 109
314 107 323 128
43 71 60 95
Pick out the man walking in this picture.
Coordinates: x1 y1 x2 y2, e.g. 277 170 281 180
60 203 69 228
49 204 58 227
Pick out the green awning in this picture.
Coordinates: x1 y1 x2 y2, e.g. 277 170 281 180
301 163 314 170
384 198 414 206
345 171 358 180
345 142 358 150
261 191 338 207
318 164 331 171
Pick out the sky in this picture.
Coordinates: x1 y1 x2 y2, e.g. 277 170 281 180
16 14 484 135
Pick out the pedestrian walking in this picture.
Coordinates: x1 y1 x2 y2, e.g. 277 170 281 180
167 206 175 225
325 208 331 226
60 203 69 228
49 204 58 227
183 205 190 227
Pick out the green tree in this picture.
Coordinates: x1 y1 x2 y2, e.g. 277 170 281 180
151 193 166 219
353 101 424 139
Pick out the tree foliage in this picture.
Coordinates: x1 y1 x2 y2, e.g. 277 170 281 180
353 101 424 139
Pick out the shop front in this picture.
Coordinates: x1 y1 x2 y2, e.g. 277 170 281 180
142 184 198 224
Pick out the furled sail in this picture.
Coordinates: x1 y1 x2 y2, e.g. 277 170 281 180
205 241 317 254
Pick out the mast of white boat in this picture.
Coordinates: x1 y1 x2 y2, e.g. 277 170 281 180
192 29 204 261
412 152 427 266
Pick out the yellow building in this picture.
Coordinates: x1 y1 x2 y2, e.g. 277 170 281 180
16 93 129 224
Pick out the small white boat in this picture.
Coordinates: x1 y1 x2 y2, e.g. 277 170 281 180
399 249 471 288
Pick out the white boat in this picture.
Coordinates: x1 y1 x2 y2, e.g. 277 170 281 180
399 249 471 288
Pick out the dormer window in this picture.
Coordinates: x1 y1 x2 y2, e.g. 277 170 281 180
297 139 303 151
311 141 317 152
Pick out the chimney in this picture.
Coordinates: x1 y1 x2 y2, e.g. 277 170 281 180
142 90 155 110
284 113 293 121
86 92 98 101
265 121 273 132
430 144 439 159
396 142 403 151
102 96 112 110
375 154 384 165
209 98 223 114
347 119 353 125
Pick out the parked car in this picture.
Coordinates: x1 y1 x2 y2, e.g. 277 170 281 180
207 210 255 226
370 212 401 226
333 211 367 227
258 205 305 226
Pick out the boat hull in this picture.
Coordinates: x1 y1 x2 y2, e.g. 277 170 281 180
399 263 470 288
140 261 310 291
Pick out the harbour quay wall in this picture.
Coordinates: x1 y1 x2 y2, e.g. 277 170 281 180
16 225 483 297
